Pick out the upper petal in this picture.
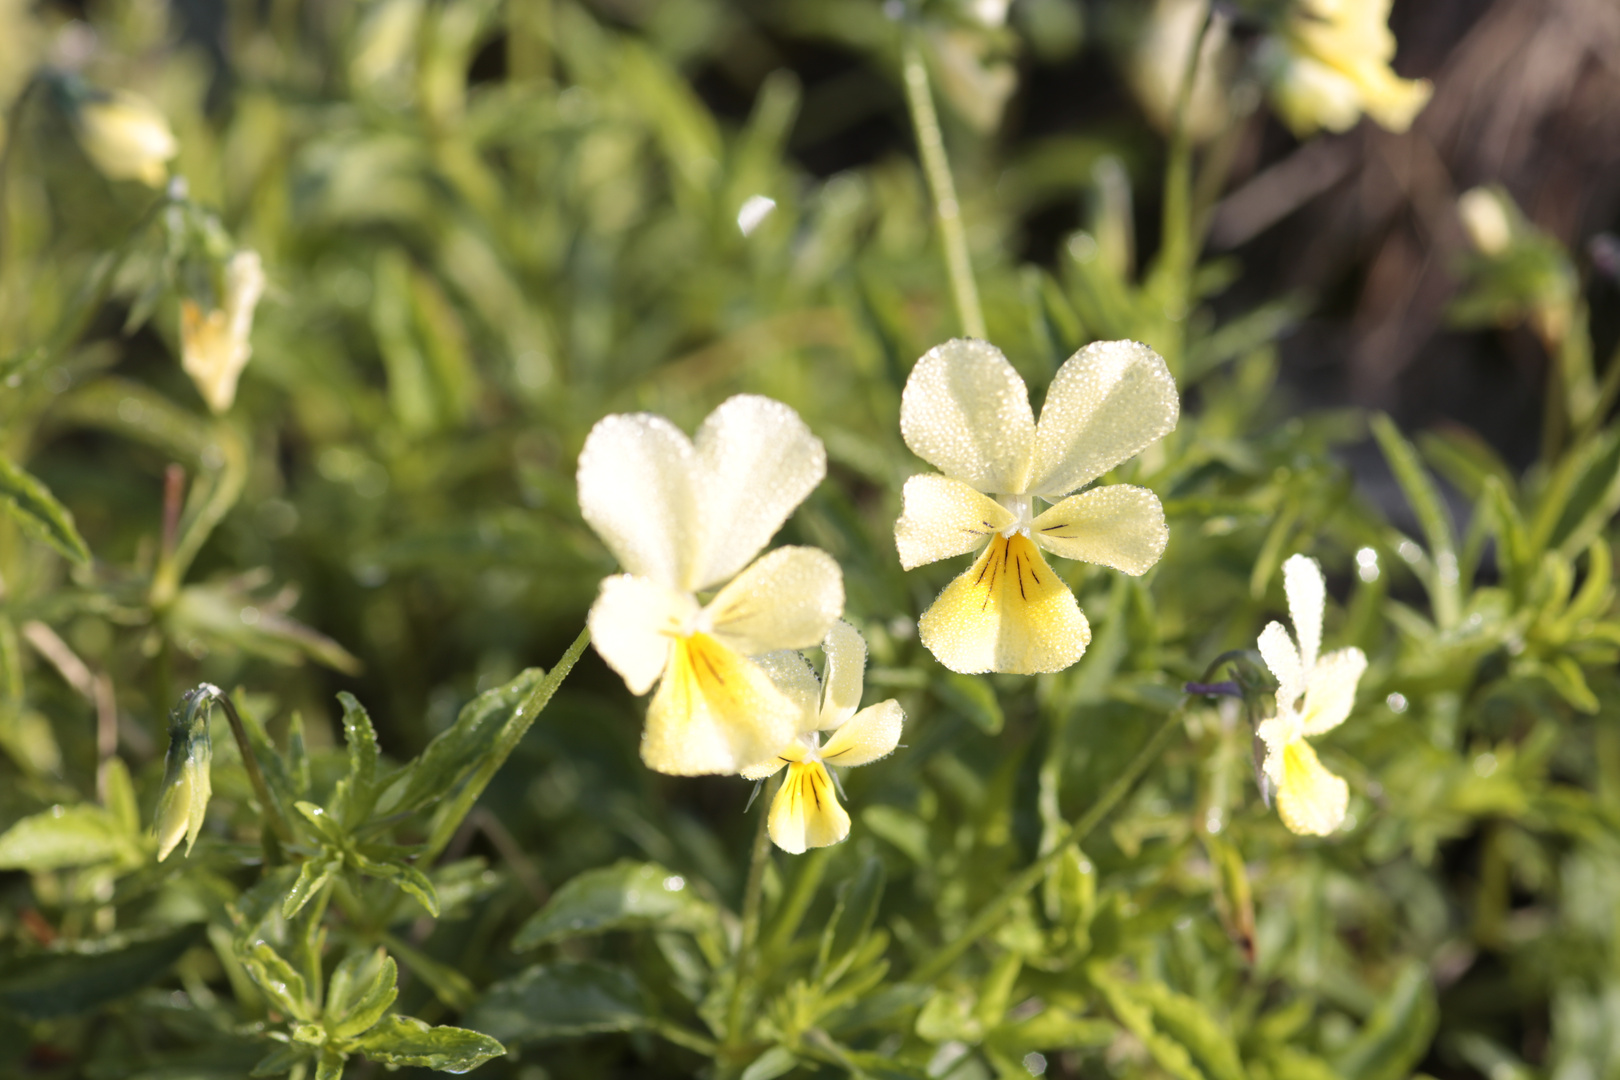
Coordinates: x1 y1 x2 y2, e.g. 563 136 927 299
753 649 823 735
1300 647 1367 736
1282 554 1325 671
918 533 1091 674
899 339 1035 495
1026 340 1179 499
587 574 698 695
1276 738 1349 837
1029 485 1168 575
641 633 799 775
1258 620 1304 710
577 413 699 589
818 620 867 730
895 474 1014 571
704 547 844 657
820 700 904 768
693 395 827 590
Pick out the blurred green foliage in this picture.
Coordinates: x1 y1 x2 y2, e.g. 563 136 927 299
2 1 1619 1079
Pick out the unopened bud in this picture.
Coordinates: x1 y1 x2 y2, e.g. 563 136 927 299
154 686 215 860
1458 187 1514 257
75 89 178 188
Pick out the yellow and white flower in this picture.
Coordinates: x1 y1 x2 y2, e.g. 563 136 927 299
894 338 1179 675
181 250 265 414
579 396 844 776
1256 554 1367 836
76 89 178 187
743 621 904 854
1265 0 1433 137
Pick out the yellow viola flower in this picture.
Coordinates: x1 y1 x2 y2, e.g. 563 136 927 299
742 621 904 854
182 250 265 414
579 395 844 776
1265 0 1433 136
894 339 1179 675
76 89 179 187
1256 554 1367 836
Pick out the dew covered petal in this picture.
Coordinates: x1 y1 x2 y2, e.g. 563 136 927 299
1283 554 1325 671
1300 647 1367 737
820 700 904 768
641 633 798 775
1027 340 1179 499
894 474 1014 571
768 761 851 854
753 649 822 734
1276 737 1349 837
1258 620 1304 710
577 413 699 589
693 395 826 590
1029 485 1168 575
899 339 1035 495
918 533 1091 674
705 547 844 658
587 574 699 696
819 620 867 730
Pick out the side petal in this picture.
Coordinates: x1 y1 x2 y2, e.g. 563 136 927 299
641 634 799 775
693 395 827 589
741 738 805 781
820 700 904 768
587 575 698 696
1282 553 1325 671
819 620 867 730
1276 738 1349 837
752 650 822 734
895 474 1014 571
1300 647 1367 736
918 533 1091 675
1258 621 1304 710
705 547 843 658
1029 485 1168 575
768 762 851 854
1027 340 1179 499
899 339 1035 495
577 413 699 589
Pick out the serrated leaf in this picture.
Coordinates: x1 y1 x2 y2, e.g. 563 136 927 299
0 804 128 870
465 961 651 1045
336 692 379 793
282 856 339 919
1334 963 1437 1080
352 1015 504 1071
512 860 717 949
327 949 397 1039
0 456 90 564
0 923 206 1019
242 941 313 1021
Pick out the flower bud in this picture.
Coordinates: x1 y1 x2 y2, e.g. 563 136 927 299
181 250 265 413
154 686 215 861
75 89 178 188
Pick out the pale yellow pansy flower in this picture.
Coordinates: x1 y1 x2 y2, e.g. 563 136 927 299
742 621 904 854
1265 0 1432 137
1256 554 1367 836
182 250 265 414
76 89 179 187
579 396 844 776
894 338 1179 675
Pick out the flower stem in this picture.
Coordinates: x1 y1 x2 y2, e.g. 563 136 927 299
902 33 986 341
724 777 776 1055
202 685 295 849
913 704 1187 984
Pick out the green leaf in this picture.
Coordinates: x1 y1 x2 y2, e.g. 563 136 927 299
282 857 340 919
934 672 1004 735
1372 413 1460 629
314 1048 345 1080
1334 963 1438 1080
353 1015 504 1071
251 1043 311 1077
990 1006 1115 1052
326 949 398 1040
352 852 441 918
465 961 651 1044
1132 981 1248 1080
741 1046 801 1080
0 803 128 871
0 456 90 564
0 923 206 1019
819 857 885 983
512 860 717 949
241 941 314 1022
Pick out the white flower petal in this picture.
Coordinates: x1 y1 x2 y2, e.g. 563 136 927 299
1283 553 1325 671
899 339 1035 495
1026 340 1179 498
641 634 799 775
1029 485 1168 575
705 547 843 658
895 474 1014 571
587 575 698 695
820 700 904 768
693 395 826 590
577 413 699 589
1258 620 1304 710
753 649 822 734
819 620 867 730
1300 647 1367 736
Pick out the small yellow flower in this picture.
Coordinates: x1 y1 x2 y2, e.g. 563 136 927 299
579 396 844 776
743 621 904 854
154 688 214 860
894 339 1179 675
182 250 265 414
1265 0 1432 136
76 90 178 187
1256 554 1367 836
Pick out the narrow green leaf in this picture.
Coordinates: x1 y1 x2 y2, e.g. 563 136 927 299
1372 413 1460 629
251 1043 310 1078
934 671 1004 735
821 857 885 984
354 1016 504 1071
0 923 206 1019
282 857 339 919
465 961 651 1044
336 692 380 802
1334 963 1438 1080
741 1046 801 1080
327 950 397 1039
513 860 716 949
1132 981 1248 1080
0 456 90 564
242 941 313 1022
313 1048 345 1080
0 804 127 871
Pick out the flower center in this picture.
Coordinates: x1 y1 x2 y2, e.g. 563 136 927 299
995 493 1035 538
797 730 824 764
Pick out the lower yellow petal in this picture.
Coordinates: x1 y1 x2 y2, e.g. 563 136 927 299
767 762 851 854
918 532 1091 674
641 633 798 776
1276 738 1349 837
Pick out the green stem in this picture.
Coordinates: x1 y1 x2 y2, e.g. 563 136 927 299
762 844 831 958
724 777 776 1055
902 33 986 341
912 705 1187 984
203 685 295 848
654 1020 720 1057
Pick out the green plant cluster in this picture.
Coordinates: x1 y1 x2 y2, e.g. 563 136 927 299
1 2 1618 1080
